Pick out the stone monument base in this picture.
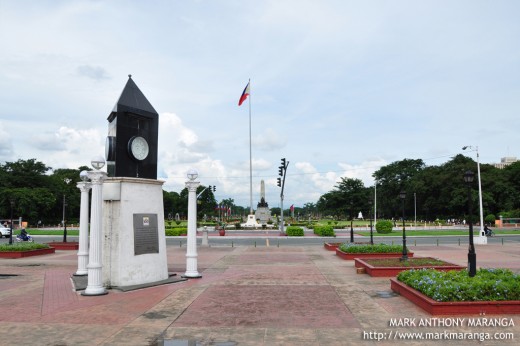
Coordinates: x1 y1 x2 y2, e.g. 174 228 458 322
102 177 168 287
241 214 261 228
255 207 271 225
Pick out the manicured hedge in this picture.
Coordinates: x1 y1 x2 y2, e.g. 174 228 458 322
314 225 335 237
339 243 407 253
165 228 187 236
286 226 304 236
0 243 50 252
375 220 393 234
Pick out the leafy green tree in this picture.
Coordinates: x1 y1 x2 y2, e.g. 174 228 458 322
163 190 184 220
373 159 425 219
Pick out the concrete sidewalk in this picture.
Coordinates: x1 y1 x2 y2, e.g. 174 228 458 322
0 243 519 345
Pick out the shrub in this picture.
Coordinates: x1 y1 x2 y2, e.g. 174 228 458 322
339 243 407 253
375 220 393 234
286 226 304 236
485 214 496 225
165 227 187 236
314 225 335 237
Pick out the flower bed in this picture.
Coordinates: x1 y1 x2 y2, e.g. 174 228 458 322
391 268 520 315
0 247 55 259
336 249 414 260
46 241 79 250
324 242 342 251
336 243 413 260
391 278 520 315
354 257 464 277
325 242 371 251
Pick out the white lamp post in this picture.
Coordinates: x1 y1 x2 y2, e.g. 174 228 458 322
83 156 108 296
462 146 487 245
75 170 91 276
184 169 202 278
62 178 72 242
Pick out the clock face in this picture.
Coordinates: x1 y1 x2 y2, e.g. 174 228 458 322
129 136 149 161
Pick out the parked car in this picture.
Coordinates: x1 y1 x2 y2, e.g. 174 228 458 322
0 224 12 238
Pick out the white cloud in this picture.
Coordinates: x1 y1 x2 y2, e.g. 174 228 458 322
1 0 518 207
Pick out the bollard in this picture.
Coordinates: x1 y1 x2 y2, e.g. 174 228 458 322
232 241 234 248
180 241 182 248
436 239 439 246
458 238 460 246
277 240 279 248
414 239 416 246
254 241 256 248
392 240 394 245
502 237 504 245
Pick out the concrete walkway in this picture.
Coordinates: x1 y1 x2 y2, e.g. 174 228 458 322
0 243 519 345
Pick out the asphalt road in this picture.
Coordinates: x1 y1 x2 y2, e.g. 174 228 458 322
2 234 519 246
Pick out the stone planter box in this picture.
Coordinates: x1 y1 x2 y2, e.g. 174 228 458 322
390 278 520 315
354 257 465 277
0 247 55 259
46 242 79 250
324 242 342 251
335 248 414 260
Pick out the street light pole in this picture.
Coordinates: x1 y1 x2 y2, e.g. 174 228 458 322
184 169 201 278
9 199 14 245
462 146 486 244
62 178 72 242
464 170 477 277
368 200 373 245
349 201 354 243
399 190 408 261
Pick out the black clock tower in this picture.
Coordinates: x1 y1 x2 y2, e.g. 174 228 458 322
105 75 159 179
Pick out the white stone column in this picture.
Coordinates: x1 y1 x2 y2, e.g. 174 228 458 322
83 170 108 296
184 178 201 278
75 180 91 276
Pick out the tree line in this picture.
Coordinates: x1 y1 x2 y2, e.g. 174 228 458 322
1 155 519 226
315 155 520 222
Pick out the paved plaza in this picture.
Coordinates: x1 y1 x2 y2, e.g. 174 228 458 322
0 241 519 345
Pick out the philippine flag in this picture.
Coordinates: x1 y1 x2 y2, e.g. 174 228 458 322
238 81 250 106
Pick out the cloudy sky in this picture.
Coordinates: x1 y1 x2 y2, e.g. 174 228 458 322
1 0 519 208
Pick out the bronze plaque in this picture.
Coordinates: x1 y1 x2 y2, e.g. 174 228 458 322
133 214 159 255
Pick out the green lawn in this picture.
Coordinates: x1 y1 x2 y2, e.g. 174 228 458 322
16 227 520 237
20 229 79 236
353 229 520 236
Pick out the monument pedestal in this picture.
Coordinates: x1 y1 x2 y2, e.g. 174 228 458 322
255 207 271 225
102 177 168 287
242 214 261 228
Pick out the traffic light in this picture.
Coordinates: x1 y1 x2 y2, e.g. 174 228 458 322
212 185 216 192
278 166 283 176
281 158 286 168
277 177 281 187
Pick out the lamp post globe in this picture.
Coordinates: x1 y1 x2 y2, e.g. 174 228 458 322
91 156 106 170
399 190 407 261
187 169 198 181
80 170 89 182
464 170 477 277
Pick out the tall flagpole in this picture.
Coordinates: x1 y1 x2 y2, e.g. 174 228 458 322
248 78 253 214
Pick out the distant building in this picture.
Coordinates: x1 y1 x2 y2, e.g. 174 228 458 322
494 157 518 169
